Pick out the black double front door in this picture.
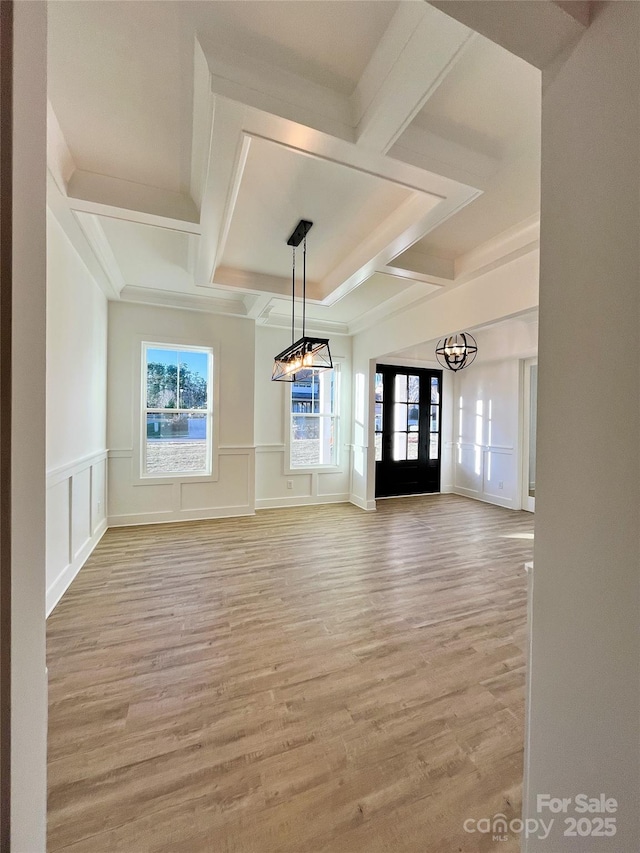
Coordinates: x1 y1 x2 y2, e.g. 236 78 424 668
374 364 442 498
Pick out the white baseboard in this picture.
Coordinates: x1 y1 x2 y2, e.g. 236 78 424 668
349 494 377 511
46 518 107 617
453 486 515 510
440 484 454 494
256 494 349 510
108 504 255 527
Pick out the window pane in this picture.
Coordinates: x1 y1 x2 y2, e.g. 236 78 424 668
431 377 440 404
291 416 335 467
407 405 419 431
394 402 407 431
375 372 383 402
178 350 208 410
394 374 407 402
292 415 319 440
408 433 418 460
375 432 382 462
292 370 336 416
408 375 420 403
292 375 320 414
290 367 339 468
145 413 208 474
320 416 336 466
430 405 439 432
147 348 178 408
393 432 407 461
429 434 439 460
375 403 383 432
323 370 337 416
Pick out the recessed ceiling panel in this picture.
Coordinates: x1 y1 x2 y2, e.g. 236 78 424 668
410 36 540 158
48 1 192 194
191 0 399 96
221 137 414 283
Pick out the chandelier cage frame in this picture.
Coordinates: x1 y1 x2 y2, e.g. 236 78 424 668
435 332 478 372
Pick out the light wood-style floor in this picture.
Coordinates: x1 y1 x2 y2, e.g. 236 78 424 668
47 495 534 853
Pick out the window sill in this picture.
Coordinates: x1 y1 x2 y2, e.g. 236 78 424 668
285 464 343 476
134 470 218 486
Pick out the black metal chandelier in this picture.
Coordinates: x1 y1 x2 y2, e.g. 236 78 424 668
435 332 478 372
272 219 333 382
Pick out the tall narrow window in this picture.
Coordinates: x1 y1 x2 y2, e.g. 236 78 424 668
374 371 384 461
142 343 213 477
290 366 339 468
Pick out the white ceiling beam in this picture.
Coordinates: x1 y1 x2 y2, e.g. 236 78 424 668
381 249 454 286
429 0 589 70
72 212 126 294
47 101 75 196
194 98 247 286
243 294 274 322
49 100 200 239
320 178 480 305
353 4 475 153
261 311 349 338
376 267 451 289
190 38 214 212
198 35 354 143
47 172 121 300
66 170 199 233
388 125 499 190
454 213 540 282
213 265 323 301
244 110 476 200
347 280 442 337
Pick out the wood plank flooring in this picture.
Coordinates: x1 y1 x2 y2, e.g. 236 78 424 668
47 494 534 853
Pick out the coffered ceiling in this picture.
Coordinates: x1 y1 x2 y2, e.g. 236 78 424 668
47 0 542 336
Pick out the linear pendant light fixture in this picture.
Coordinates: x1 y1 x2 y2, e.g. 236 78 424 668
272 219 333 382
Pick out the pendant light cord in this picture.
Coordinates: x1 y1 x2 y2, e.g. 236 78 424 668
291 246 296 346
302 234 307 339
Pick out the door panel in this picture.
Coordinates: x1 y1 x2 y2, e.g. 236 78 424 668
375 364 442 498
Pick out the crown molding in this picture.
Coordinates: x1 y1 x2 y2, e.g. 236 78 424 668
118 285 248 317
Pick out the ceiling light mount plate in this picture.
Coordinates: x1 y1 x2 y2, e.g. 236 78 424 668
287 219 313 247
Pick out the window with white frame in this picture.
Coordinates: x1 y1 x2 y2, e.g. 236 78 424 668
290 366 339 468
142 343 213 477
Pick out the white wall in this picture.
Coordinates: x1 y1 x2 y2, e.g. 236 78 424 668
524 3 640 849
107 302 255 525
452 317 537 510
46 212 108 614
254 325 352 508
11 2 48 848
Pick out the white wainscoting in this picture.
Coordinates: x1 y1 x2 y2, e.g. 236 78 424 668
453 442 516 509
255 444 350 510
46 450 108 616
107 446 256 526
